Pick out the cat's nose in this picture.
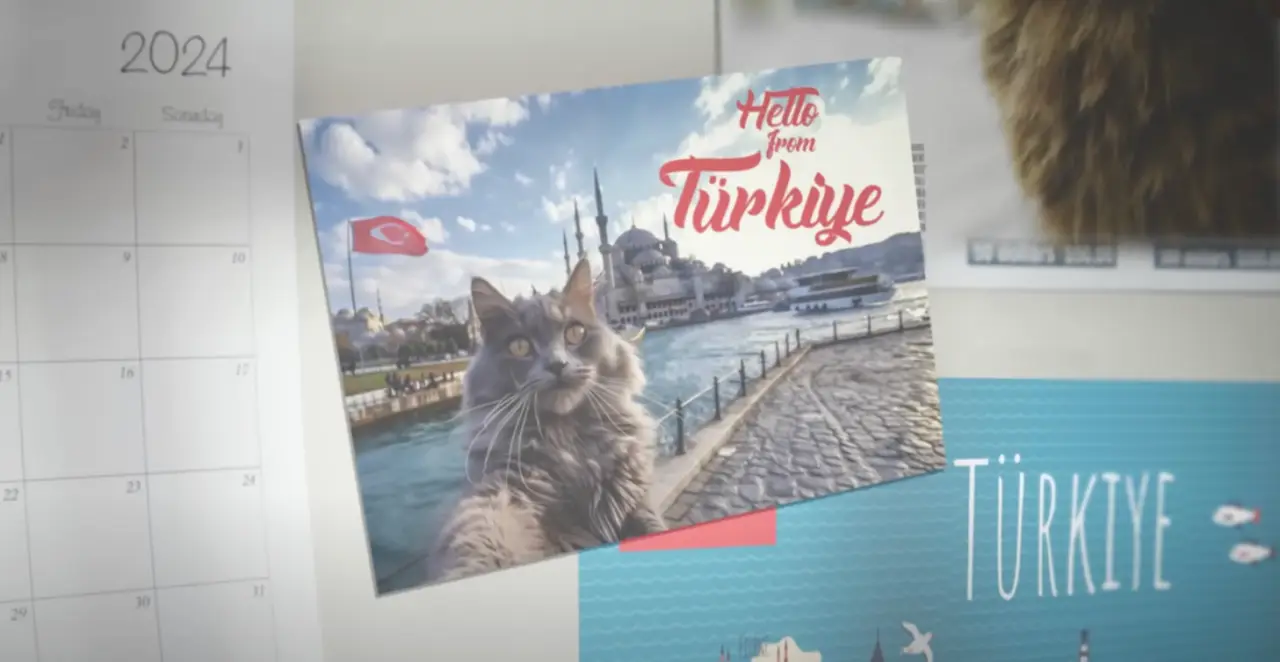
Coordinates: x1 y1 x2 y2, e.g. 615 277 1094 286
547 360 567 376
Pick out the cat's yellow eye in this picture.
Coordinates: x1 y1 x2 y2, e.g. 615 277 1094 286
507 336 532 358
564 322 587 345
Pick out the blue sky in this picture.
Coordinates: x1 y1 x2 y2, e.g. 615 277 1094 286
300 58 918 320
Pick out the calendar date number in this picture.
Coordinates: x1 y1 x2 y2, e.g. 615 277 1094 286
9 606 27 622
121 31 230 77
2 488 19 502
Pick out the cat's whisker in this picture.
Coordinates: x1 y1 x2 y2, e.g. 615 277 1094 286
495 400 525 494
477 391 523 430
593 377 661 404
585 389 627 434
511 397 535 492
531 392 544 438
503 399 532 494
464 392 523 485
447 396 507 423
592 381 669 413
481 393 529 479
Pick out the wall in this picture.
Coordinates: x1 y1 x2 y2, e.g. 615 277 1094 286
295 2 1280 660
293 1 718 659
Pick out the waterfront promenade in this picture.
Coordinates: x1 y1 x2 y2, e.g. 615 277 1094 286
348 380 463 428
653 326 942 527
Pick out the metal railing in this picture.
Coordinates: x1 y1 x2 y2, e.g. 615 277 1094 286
650 327 805 457
828 305 931 342
649 303 931 457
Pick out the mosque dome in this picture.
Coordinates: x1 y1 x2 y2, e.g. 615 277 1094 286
614 226 660 251
633 248 668 268
652 265 673 278
755 277 778 293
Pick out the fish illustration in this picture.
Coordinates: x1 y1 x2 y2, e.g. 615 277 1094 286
1229 541 1274 565
1213 503 1261 528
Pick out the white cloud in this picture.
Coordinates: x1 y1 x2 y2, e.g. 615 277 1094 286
693 71 756 121
669 118 746 161
536 93 552 110
501 222 516 233
399 210 449 244
839 77 850 90
330 251 562 320
624 90 920 276
514 171 534 186
862 57 902 97
305 98 530 202
549 160 571 191
319 219 569 319
480 224 493 232
540 191 595 233
475 130 513 155
456 216 478 232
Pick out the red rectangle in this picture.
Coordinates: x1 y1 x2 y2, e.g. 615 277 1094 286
619 508 777 551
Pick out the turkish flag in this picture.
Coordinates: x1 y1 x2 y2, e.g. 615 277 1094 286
349 216 429 256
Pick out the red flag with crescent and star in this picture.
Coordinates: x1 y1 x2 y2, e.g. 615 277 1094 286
349 216 429 256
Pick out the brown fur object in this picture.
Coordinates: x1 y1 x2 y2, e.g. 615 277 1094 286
976 0 1278 242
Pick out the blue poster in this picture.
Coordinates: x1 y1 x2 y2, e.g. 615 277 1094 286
579 378 1280 661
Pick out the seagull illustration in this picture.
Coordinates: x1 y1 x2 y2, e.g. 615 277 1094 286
901 622 933 662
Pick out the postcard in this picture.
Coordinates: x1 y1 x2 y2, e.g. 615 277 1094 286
724 2 1280 291
298 58 941 595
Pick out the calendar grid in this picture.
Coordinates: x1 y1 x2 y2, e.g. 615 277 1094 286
6 120 46 662
241 136 284 662
0 576 273 607
20 467 263 484
14 355 254 365
130 127 170 662
1 124 278 661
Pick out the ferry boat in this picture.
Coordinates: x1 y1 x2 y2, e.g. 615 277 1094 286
786 266 896 315
738 296 776 315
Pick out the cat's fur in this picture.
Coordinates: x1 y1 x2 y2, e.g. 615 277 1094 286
976 0 1278 242
427 259 666 583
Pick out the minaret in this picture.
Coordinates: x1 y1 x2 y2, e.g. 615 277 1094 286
593 167 618 322
572 200 586 262
1078 629 1090 662
663 214 671 242
869 629 885 662
376 288 385 323
562 230 572 278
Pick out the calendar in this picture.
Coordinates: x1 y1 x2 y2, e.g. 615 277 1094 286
0 1 322 661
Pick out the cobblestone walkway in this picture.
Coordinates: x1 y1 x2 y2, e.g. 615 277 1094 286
664 328 944 527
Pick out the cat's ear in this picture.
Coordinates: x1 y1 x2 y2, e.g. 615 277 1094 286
564 258 595 311
470 277 514 328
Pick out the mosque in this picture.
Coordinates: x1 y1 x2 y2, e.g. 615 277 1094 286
560 168 753 328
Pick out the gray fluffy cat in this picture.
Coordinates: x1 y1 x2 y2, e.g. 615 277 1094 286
427 259 667 583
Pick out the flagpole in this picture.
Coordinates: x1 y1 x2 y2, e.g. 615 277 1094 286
347 220 357 312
